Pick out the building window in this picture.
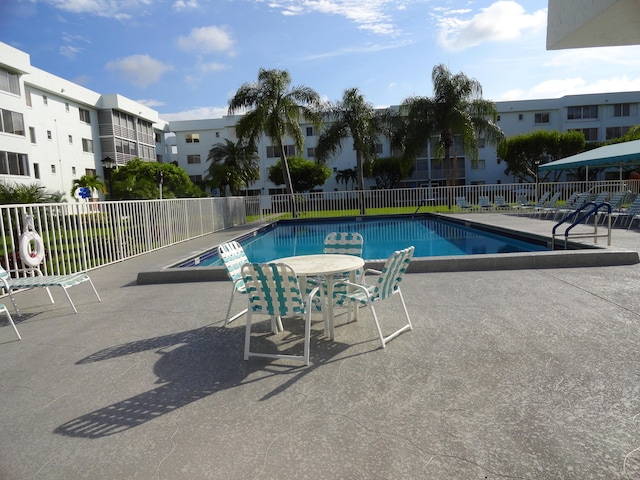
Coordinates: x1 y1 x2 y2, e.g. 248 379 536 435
187 154 201 164
155 132 162 143
47 130 52 140
71 166 76 175
374 143 383 154
496 115 501 121
215 131 220 138
79 108 91 124
82 138 93 153
606 126 630 140
0 69 20 96
189 175 203 183
570 128 598 141
29 127 36 143
471 159 486 170
534 112 550 124
0 151 30 176
0 109 25 136
185 133 200 143
25 90 31 107
307 147 315 158
306 126 315 136
518 114 523 121
567 105 598 120
614 103 630 117
476 138 486 148
68 135 73 144
34 163 40 179
51 164 56 174
43 95 48 106
65 102 70 112
266 145 296 158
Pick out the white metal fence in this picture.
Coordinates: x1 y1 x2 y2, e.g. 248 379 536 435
245 180 637 220
0 197 246 278
2 180 636 278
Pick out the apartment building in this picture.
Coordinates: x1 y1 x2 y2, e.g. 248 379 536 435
0 42 168 201
2 41 639 200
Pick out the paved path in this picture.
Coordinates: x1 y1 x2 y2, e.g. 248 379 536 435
1 213 640 479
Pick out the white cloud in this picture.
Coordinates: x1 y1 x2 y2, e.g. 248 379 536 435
264 0 410 35
136 98 166 108
172 0 198 11
437 1 547 52
48 0 134 19
177 25 235 55
200 61 229 72
160 106 229 121
499 76 640 101
59 45 82 60
105 54 173 88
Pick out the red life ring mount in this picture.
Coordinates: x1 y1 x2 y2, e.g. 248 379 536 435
19 215 45 268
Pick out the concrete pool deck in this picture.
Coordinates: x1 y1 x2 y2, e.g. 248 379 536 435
2 212 640 478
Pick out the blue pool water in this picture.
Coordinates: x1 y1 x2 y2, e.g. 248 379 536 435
176 215 550 268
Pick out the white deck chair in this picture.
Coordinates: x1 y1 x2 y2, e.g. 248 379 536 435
0 265 100 315
218 241 250 327
242 262 321 366
333 246 414 349
1 303 21 340
478 196 492 210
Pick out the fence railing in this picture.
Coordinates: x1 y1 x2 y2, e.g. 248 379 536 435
1 180 636 278
245 180 637 220
0 197 246 278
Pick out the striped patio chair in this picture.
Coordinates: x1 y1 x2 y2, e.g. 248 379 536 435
0 265 100 316
333 246 414 349
218 241 250 327
242 262 321 366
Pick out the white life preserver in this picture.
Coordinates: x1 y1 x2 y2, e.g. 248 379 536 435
19 230 45 268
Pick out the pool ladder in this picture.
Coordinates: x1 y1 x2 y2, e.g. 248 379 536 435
551 201 612 250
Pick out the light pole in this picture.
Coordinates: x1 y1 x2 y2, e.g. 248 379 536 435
101 156 116 200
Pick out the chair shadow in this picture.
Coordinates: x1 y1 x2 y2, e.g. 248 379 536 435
54 319 353 439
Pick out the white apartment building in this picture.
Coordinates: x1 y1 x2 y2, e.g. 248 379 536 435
0 42 169 201
2 41 639 200
170 91 640 193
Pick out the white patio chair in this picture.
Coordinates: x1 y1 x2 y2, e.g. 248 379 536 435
218 241 252 327
242 262 321 366
0 265 100 316
333 246 414 349
1 303 21 340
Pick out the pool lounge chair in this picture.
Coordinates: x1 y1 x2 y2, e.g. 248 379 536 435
478 196 492 210
218 241 250 327
494 195 512 210
455 197 474 211
535 191 562 218
0 265 101 316
520 191 550 216
553 192 592 220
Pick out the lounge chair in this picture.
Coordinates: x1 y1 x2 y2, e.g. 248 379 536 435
553 192 592 220
609 194 640 227
0 303 20 340
0 265 101 315
333 246 414 349
494 195 512 210
535 191 562 218
455 197 474 211
242 262 321 366
520 191 550 216
478 196 492 210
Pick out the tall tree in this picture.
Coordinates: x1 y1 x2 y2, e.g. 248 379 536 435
228 68 322 217
206 138 260 196
335 168 357 191
400 64 504 190
315 88 388 213
267 157 331 192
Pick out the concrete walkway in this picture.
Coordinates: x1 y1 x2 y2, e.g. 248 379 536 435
2 213 640 479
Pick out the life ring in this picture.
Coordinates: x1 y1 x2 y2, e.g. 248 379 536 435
19 231 45 268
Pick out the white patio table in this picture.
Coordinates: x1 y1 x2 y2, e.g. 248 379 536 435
273 254 364 340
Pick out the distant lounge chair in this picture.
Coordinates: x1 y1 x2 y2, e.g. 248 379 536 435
0 266 101 316
494 195 512 210
455 197 474 210
478 196 492 210
520 191 550 215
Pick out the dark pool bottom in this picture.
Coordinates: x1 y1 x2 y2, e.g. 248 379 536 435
136 214 640 285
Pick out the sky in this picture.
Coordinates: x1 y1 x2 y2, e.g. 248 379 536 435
2 0 640 122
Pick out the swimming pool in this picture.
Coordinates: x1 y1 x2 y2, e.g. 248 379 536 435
175 214 552 268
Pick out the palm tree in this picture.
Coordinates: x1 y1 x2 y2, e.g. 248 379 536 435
401 64 504 192
228 68 322 217
206 138 260 195
315 88 388 213
71 174 106 200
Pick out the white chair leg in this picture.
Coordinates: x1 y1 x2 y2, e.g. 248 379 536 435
2 307 20 340
244 310 253 361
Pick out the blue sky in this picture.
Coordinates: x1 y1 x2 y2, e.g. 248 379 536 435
3 0 640 121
